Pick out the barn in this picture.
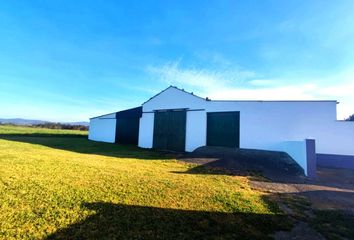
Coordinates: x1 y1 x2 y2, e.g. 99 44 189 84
89 86 354 176
89 107 142 144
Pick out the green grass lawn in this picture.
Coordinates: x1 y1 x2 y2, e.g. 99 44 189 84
0 125 87 136
0 125 291 239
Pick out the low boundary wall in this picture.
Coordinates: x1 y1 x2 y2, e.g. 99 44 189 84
317 154 354 170
267 139 317 178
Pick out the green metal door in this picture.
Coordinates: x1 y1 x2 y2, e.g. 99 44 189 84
115 118 140 145
153 110 186 152
207 112 240 148
115 107 142 145
153 111 169 150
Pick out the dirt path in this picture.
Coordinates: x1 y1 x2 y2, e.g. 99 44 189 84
251 167 354 239
179 147 354 239
251 167 354 211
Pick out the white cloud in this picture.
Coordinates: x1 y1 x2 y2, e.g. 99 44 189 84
147 61 256 95
148 62 354 120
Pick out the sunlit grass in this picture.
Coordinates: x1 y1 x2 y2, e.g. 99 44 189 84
0 125 290 239
0 124 87 136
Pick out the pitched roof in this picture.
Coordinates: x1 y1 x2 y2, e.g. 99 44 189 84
92 86 338 120
142 85 206 105
90 107 142 120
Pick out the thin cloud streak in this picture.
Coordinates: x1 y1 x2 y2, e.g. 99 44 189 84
147 61 256 95
149 62 354 120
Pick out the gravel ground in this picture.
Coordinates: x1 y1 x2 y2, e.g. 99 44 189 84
179 147 354 239
179 146 306 183
259 167 354 239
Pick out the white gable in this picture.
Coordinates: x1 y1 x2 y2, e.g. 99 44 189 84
143 86 206 111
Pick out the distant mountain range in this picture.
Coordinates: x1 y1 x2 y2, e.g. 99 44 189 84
0 118 89 126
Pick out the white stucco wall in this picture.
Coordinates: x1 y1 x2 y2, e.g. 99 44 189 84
313 121 354 155
88 86 352 173
206 100 337 152
141 87 208 150
185 111 207 152
138 112 154 148
139 87 340 150
143 87 206 112
138 86 354 174
88 113 116 143
268 140 308 175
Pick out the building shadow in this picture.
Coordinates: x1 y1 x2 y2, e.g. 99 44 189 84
0 134 174 160
176 147 306 184
308 206 354 239
272 190 354 239
44 201 292 240
42 192 354 240
2 134 353 238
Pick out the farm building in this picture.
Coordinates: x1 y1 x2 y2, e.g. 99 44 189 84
89 107 142 144
89 86 354 176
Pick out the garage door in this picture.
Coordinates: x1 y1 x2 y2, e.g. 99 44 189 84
115 118 140 145
207 112 240 148
153 110 186 152
115 107 142 145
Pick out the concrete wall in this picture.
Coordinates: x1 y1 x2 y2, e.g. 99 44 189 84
141 87 208 150
88 86 353 173
317 154 354 170
267 140 308 175
139 87 340 153
312 121 354 155
138 86 354 174
143 87 206 112
88 113 116 143
185 111 207 152
314 121 354 170
306 139 317 179
206 100 337 153
138 112 154 148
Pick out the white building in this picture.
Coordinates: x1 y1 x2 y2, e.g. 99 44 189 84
90 86 354 176
89 107 142 144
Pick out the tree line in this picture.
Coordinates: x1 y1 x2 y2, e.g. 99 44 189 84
33 122 88 131
0 122 88 131
345 114 354 121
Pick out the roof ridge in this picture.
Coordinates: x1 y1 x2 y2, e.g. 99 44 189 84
142 86 206 105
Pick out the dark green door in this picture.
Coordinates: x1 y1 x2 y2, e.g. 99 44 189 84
115 117 140 145
207 112 240 148
153 110 186 152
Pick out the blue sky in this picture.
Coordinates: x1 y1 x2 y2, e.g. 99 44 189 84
0 0 353 121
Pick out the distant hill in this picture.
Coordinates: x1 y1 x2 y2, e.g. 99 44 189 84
0 118 89 126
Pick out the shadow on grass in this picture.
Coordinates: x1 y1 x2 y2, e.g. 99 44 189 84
45 201 291 240
0 134 173 160
267 190 354 239
310 208 354 239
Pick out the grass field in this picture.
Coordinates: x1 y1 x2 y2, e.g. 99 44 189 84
0 125 87 136
0 125 292 239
